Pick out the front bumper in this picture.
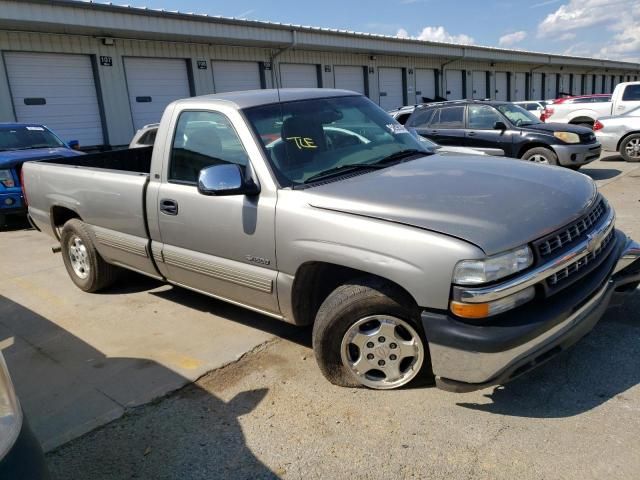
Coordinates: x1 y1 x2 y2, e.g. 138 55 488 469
554 142 601 167
422 230 640 393
0 417 50 480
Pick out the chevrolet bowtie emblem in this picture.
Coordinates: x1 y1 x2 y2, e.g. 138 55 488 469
586 232 601 254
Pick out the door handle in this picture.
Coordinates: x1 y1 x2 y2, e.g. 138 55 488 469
468 131 477 137
160 199 178 216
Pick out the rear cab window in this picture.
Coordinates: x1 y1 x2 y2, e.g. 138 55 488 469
622 85 640 101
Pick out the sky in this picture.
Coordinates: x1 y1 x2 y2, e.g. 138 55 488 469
118 0 639 63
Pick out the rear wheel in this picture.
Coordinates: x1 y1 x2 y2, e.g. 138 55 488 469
60 219 119 292
312 277 431 390
521 146 559 166
620 134 640 162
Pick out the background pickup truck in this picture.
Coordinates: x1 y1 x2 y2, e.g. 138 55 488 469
23 89 640 392
542 82 640 127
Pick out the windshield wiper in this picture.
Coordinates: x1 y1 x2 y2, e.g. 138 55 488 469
303 163 388 184
302 149 428 185
372 148 427 165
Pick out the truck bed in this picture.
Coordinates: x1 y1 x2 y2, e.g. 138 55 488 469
37 146 152 173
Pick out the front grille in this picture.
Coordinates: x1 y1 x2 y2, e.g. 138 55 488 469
547 229 615 287
535 198 607 258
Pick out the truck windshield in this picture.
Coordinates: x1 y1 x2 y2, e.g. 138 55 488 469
0 125 65 151
243 95 429 187
496 104 542 126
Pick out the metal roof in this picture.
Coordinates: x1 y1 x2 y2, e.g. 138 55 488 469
2 0 639 71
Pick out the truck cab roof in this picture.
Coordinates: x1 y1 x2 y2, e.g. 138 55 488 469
170 88 360 110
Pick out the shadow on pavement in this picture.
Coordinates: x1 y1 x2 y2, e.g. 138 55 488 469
0 295 278 479
599 153 625 162
150 284 313 348
0 215 32 232
456 289 640 418
582 168 622 180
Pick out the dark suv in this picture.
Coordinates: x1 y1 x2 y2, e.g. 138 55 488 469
405 100 601 169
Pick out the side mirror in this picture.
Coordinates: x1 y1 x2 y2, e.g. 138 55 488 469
197 164 260 197
493 121 507 131
68 140 80 150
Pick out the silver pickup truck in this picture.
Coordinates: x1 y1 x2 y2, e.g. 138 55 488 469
23 89 640 392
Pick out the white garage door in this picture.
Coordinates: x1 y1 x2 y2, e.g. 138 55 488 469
445 70 463 100
595 75 604 94
415 68 436 103
471 71 487 99
571 75 581 95
495 72 508 101
333 66 365 95
378 67 404 110
584 75 593 95
279 64 318 88
4 52 104 146
532 73 543 99
514 73 526 101
560 74 571 95
545 74 557 99
124 57 191 131
212 61 261 93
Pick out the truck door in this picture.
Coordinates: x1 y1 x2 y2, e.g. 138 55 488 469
465 105 513 156
155 110 279 316
614 84 640 115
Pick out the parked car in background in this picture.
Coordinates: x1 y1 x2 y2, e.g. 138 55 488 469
513 100 548 116
0 351 50 479
405 100 600 168
0 123 83 225
388 105 420 125
129 123 159 149
23 89 640 392
541 82 640 127
594 106 640 162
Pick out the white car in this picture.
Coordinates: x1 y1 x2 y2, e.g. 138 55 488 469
594 106 640 162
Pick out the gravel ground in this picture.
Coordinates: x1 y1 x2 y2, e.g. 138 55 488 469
45 157 640 479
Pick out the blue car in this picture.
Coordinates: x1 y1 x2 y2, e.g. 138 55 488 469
0 123 83 224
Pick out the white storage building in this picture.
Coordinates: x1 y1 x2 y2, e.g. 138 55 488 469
1 0 638 148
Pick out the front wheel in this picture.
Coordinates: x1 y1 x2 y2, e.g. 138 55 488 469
60 219 119 292
312 278 430 390
620 134 640 162
521 146 559 166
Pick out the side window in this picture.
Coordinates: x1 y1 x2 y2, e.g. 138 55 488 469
467 105 502 130
139 129 157 146
169 111 249 184
431 106 464 128
406 109 434 128
622 85 640 101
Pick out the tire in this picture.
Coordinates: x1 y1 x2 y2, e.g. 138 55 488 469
60 219 119 292
312 277 431 390
619 134 640 162
521 146 559 166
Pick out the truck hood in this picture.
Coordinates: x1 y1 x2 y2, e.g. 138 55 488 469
305 155 597 256
0 147 83 169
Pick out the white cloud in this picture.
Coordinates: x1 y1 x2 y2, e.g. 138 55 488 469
396 26 475 45
537 0 640 61
498 30 527 46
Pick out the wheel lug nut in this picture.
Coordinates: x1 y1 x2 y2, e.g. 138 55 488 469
378 360 385 366
367 353 374 360
389 343 397 349
366 342 374 348
378 336 386 343
390 354 397 361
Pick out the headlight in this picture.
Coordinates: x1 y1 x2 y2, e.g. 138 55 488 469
0 352 22 458
0 169 14 188
451 286 536 319
453 245 533 285
553 131 580 144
